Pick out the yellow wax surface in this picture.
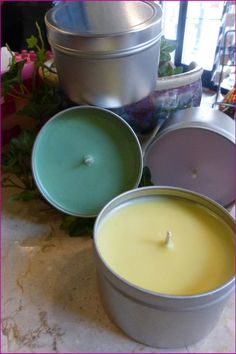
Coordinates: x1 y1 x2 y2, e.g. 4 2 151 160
97 197 234 296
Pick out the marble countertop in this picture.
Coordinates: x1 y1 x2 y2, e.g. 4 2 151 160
2 187 235 353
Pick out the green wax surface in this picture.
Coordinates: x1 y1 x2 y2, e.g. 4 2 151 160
33 107 141 216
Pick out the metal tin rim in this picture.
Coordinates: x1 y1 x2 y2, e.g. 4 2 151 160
144 126 235 176
151 122 235 145
155 107 235 144
48 33 162 58
94 186 235 300
45 2 162 54
45 2 161 37
32 106 143 218
143 107 235 208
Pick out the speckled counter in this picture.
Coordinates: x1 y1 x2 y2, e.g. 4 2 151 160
2 188 235 353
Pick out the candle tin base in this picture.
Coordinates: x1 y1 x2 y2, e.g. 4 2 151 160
97 272 233 348
94 187 235 348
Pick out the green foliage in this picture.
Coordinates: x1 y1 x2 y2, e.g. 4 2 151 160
158 37 183 77
2 130 37 190
2 59 27 97
2 130 36 174
18 83 71 123
60 216 95 237
26 24 47 70
26 35 38 49
10 130 36 155
10 190 40 202
35 48 47 68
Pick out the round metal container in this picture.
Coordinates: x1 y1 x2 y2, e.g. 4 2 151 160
45 1 162 108
32 106 143 217
144 107 235 207
94 187 235 348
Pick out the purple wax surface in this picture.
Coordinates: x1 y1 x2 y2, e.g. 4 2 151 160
144 128 235 207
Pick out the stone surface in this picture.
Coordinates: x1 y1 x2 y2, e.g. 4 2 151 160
2 188 235 353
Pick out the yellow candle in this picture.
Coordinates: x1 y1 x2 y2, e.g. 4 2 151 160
97 197 234 296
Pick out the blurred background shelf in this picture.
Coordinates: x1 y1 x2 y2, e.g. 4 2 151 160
213 29 236 109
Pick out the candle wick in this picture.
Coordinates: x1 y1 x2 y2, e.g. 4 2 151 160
192 169 197 179
164 231 174 249
83 154 94 166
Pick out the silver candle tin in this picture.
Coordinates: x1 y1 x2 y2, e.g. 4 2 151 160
94 187 235 348
45 1 162 108
144 107 235 208
31 106 143 217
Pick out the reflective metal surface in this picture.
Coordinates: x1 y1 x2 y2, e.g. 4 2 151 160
156 107 235 143
45 1 162 108
45 1 162 52
48 1 156 33
144 107 235 207
94 187 235 348
32 106 143 217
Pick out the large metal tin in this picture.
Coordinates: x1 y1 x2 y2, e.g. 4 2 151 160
144 107 235 208
94 187 235 348
45 1 162 108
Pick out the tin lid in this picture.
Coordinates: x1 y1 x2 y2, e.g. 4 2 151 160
32 106 142 217
144 107 235 207
45 1 162 54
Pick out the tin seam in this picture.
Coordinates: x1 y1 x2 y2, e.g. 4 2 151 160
45 2 162 38
48 34 162 58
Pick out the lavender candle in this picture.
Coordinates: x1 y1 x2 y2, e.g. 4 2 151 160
144 107 235 207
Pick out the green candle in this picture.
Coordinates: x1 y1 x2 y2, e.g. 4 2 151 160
32 106 142 216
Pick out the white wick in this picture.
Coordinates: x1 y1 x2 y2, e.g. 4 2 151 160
83 155 94 166
164 231 174 249
192 169 197 179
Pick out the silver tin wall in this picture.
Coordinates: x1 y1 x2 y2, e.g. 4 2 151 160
94 187 235 348
45 1 162 108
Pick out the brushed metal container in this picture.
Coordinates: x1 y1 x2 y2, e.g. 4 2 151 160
31 106 143 217
94 187 235 348
144 107 235 208
45 1 162 108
